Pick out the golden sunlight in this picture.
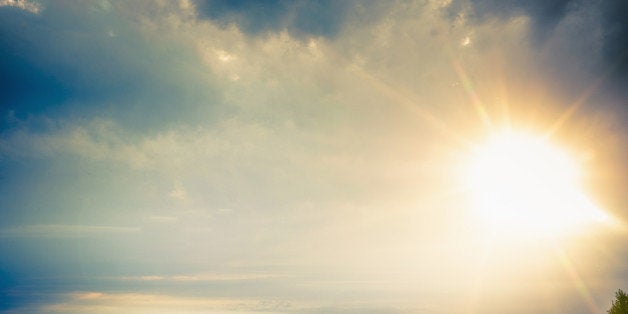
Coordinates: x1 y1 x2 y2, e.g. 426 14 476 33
466 131 611 238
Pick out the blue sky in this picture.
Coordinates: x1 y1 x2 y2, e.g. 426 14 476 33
1 0 627 313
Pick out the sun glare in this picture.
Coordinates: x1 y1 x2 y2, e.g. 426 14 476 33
467 131 610 238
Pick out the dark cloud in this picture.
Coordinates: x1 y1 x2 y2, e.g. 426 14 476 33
446 0 628 89
599 0 628 85
193 0 374 39
468 0 574 35
0 9 71 119
0 2 219 132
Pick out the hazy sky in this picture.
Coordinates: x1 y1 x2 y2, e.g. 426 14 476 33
1 0 627 313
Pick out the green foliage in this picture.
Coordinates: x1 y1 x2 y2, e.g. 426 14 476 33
608 289 628 314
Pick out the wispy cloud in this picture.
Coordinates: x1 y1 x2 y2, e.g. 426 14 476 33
38 291 295 314
0 224 140 238
115 272 284 282
29 290 423 314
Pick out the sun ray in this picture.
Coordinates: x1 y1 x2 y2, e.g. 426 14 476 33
452 61 493 130
545 77 605 138
349 65 474 149
554 245 601 313
495 69 512 130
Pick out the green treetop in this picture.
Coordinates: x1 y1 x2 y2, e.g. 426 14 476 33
608 289 628 314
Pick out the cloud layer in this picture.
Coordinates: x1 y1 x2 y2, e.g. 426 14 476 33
1 0 627 313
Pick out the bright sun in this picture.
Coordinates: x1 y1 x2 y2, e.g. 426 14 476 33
467 131 610 238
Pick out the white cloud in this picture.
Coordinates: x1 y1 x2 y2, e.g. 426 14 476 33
0 119 151 168
169 181 188 201
0 0 41 14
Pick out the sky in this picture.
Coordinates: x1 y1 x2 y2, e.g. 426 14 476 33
1 0 628 313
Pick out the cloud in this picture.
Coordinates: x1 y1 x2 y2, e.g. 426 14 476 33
0 224 140 238
36 292 295 314
169 181 188 201
467 0 574 34
598 1 628 84
0 0 219 132
192 0 384 40
1 1 627 314
116 272 283 282
0 119 151 168
0 0 41 14
449 0 628 84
